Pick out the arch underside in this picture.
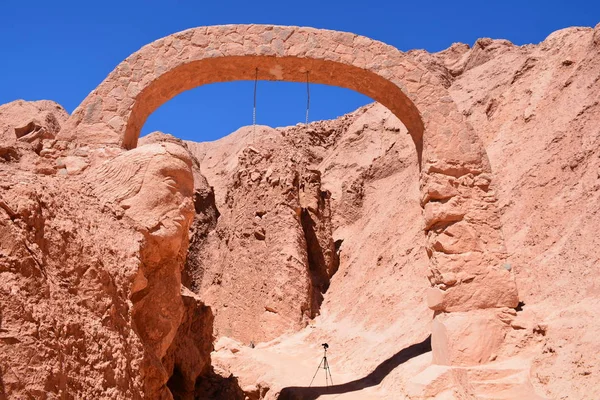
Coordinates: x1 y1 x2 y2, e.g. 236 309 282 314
125 56 423 153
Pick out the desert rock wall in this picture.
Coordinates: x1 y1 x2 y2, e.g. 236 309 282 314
0 157 146 399
443 26 600 399
0 115 217 399
186 104 433 399
0 23 599 400
185 125 339 343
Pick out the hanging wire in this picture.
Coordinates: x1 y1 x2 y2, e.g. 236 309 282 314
305 71 310 125
253 68 258 141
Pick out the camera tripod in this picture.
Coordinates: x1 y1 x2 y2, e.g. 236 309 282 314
309 343 334 387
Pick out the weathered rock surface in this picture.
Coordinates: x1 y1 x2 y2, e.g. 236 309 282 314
0 119 215 398
442 25 600 399
185 125 338 343
0 23 599 400
0 100 68 145
201 104 432 400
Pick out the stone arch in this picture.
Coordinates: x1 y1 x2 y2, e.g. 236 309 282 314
61 24 519 366
61 25 485 171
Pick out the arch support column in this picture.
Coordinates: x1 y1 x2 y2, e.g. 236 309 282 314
412 87 519 366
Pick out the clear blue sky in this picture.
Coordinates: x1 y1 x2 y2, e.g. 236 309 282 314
1 0 598 142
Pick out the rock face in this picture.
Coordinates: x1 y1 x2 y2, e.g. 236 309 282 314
0 23 599 400
88 140 198 397
0 165 141 399
0 116 214 398
420 25 600 399
0 100 70 165
0 100 68 145
185 126 338 343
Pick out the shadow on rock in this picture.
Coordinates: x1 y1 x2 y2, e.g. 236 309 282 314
193 370 246 400
278 336 431 400
0 373 6 400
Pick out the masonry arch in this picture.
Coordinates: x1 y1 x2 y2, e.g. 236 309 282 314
62 24 519 367
61 24 490 172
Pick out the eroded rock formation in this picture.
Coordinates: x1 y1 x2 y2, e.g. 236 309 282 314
0 114 216 398
0 22 599 400
184 126 338 343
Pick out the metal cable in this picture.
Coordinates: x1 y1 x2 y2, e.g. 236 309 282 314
305 71 310 125
253 68 258 140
